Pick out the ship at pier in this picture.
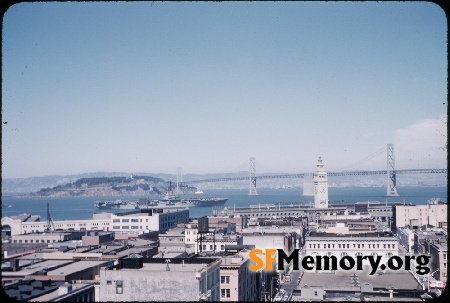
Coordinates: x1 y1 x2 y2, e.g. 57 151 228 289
94 200 139 210
182 197 228 207
95 196 228 210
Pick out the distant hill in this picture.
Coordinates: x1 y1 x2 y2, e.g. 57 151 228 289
1 171 250 197
27 175 172 198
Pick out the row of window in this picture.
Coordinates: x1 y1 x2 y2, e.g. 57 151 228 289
199 244 226 251
112 226 148 230
113 218 149 223
309 243 395 249
221 289 230 298
13 239 53 243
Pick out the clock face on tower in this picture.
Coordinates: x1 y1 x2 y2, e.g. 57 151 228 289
320 186 326 194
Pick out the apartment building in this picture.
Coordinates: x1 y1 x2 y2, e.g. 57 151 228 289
392 203 447 230
219 250 260 302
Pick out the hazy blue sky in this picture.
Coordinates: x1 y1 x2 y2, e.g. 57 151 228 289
2 1 447 179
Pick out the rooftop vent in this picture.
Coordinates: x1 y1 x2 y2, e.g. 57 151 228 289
58 283 72 295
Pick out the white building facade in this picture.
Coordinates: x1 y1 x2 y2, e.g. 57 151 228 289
2 209 189 237
304 235 399 267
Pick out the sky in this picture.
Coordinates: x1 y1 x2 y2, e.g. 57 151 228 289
1 1 448 179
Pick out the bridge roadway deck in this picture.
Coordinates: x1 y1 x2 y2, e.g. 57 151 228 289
184 169 447 184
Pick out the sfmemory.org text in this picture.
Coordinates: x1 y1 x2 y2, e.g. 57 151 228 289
249 249 431 275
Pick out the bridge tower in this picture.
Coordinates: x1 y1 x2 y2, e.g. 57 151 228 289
314 157 329 208
248 157 258 196
386 143 399 197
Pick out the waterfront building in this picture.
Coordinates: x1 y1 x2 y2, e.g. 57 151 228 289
10 231 85 246
1 208 189 237
96 257 222 301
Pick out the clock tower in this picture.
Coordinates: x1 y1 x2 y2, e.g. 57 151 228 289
314 157 329 208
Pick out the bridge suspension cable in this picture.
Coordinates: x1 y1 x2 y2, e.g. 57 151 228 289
336 146 386 172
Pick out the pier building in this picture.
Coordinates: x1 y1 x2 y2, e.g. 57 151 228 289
2 208 189 237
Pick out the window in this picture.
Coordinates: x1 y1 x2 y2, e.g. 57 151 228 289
131 226 139 229
113 226 120 229
221 276 230 284
116 280 123 294
113 219 120 223
221 289 230 298
131 219 139 222
122 226 129 229
122 219 129 222
107 280 112 285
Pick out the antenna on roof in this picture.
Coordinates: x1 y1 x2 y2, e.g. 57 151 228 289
46 202 55 233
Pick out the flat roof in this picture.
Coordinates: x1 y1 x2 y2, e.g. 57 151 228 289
29 283 94 302
130 262 206 272
2 260 74 277
46 260 109 276
299 266 420 290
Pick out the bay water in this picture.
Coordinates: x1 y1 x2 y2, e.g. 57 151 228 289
1 186 447 221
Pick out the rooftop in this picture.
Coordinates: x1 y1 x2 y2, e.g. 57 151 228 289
299 266 420 291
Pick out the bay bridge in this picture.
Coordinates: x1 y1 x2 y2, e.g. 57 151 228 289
175 144 447 197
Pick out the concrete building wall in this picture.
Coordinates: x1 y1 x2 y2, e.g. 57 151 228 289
98 260 221 302
99 270 199 301
394 204 447 229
